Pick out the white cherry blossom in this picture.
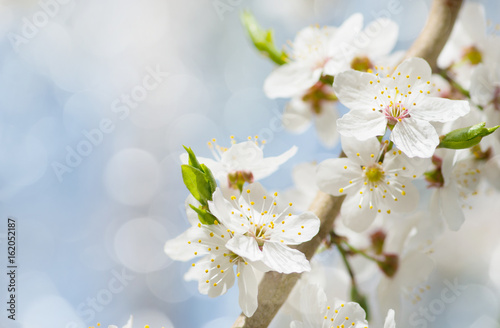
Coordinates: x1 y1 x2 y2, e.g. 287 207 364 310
289 284 369 328
317 136 427 231
438 2 500 89
209 183 320 274
183 137 297 190
333 57 470 157
164 215 259 316
264 14 400 99
264 14 363 99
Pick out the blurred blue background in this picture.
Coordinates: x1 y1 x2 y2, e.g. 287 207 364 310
1 0 500 327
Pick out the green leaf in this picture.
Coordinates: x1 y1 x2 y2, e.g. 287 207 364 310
200 163 217 195
438 122 500 149
183 145 202 170
241 11 288 66
181 165 212 206
189 204 217 225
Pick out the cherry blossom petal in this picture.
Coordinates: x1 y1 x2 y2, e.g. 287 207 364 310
209 188 248 234
271 211 320 245
383 309 396 328
439 184 465 231
261 242 310 273
459 2 486 42
331 302 368 327
328 13 364 52
239 182 272 211
220 141 264 171
299 284 327 327
164 227 205 261
264 62 322 99
332 69 382 110
412 97 470 123
226 234 263 262
341 135 381 165
383 150 429 179
391 117 439 158
337 110 387 140
237 262 259 317
204 256 236 298
383 181 419 214
484 155 500 190
294 26 337 58
282 99 314 133
358 18 399 59
341 192 378 232
392 57 432 87
316 158 362 196
253 146 298 180
314 102 339 147
470 64 495 106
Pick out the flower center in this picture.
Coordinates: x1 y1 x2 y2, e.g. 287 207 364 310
383 103 410 124
250 223 272 250
350 56 373 72
462 46 482 65
364 163 385 184
302 80 337 114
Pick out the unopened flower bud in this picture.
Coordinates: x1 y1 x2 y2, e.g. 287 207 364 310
438 122 499 150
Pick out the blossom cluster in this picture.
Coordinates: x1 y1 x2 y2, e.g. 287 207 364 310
162 3 500 327
166 138 320 316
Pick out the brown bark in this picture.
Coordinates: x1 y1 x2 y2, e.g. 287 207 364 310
405 0 464 70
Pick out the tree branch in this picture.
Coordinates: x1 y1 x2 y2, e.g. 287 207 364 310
404 0 463 70
232 1 464 327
